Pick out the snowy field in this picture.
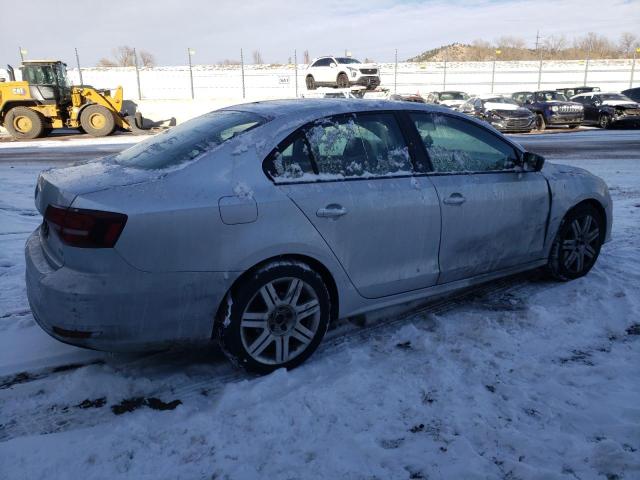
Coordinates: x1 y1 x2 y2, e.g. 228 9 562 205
0 131 639 479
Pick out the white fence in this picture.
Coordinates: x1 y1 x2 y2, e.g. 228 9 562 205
58 59 639 101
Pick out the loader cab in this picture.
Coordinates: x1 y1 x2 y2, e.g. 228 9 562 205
20 60 71 105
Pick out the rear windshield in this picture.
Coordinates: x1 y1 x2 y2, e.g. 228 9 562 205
114 110 266 170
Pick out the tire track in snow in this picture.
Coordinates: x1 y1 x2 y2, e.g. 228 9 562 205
0 274 532 442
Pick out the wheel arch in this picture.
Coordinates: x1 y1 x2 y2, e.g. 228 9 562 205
214 253 340 335
567 198 608 241
1 101 39 122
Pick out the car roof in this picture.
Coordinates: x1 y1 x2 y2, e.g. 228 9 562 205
221 98 451 119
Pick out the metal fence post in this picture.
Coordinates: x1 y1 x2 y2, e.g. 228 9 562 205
394 49 398 94
187 48 195 99
294 49 298 98
631 48 639 88
490 50 501 93
583 50 590 86
133 47 141 100
537 53 543 90
240 48 246 99
75 47 84 85
443 54 447 90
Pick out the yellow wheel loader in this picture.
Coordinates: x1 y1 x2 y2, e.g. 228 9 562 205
0 60 149 140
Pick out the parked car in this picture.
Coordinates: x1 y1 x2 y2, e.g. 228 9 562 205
389 93 427 103
621 87 640 103
425 91 470 109
571 92 640 128
459 95 536 132
556 86 600 98
26 100 612 373
512 91 583 130
305 56 379 90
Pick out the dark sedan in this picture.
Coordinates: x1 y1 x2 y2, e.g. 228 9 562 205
459 95 536 133
571 92 640 128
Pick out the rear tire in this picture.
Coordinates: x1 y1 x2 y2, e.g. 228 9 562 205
4 107 45 140
216 261 331 374
547 203 604 281
337 73 350 89
535 113 546 131
305 75 316 90
80 104 116 137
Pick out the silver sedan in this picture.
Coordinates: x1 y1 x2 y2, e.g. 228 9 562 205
25 99 612 373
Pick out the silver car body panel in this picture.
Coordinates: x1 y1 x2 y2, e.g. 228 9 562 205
25 99 613 352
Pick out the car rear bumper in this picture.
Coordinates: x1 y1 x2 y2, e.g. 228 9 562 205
25 229 238 352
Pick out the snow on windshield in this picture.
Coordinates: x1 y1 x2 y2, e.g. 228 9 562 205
114 111 266 170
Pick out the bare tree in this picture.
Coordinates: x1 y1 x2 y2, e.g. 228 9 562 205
619 32 638 54
139 51 156 67
252 50 264 64
303 50 311 64
220 59 241 65
496 36 526 50
542 34 568 55
96 46 155 67
113 46 137 66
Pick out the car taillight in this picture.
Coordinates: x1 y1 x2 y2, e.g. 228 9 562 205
44 205 127 248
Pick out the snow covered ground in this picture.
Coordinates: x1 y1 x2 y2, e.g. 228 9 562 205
0 132 639 479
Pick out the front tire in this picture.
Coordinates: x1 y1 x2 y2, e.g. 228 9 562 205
547 204 604 281
336 73 350 89
4 107 45 140
535 113 546 131
598 113 612 129
305 75 316 90
80 104 116 137
216 261 331 374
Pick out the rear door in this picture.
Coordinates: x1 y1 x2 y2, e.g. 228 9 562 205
264 112 442 298
408 112 550 284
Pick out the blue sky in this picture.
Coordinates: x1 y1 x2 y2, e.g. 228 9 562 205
2 0 639 66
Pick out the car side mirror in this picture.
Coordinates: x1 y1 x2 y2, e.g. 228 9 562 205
525 99 533 105
522 152 545 171
330 63 337 68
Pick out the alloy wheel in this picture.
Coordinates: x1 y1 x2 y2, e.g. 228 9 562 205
560 214 600 274
240 277 321 365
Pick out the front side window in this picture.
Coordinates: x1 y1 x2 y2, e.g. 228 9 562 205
265 112 413 182
115 110 266 170
410 113 519 173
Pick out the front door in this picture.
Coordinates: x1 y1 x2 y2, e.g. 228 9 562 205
408 112 550 284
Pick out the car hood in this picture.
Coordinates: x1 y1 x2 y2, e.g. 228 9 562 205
35 158 158 215
601 100 639 108
354 63 377 70
540 162 592 180
440 99 466 107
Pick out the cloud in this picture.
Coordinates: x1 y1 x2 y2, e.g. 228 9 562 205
1 0 638 66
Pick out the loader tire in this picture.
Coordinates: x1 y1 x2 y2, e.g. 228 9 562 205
5 107 45 140
80 105 116 137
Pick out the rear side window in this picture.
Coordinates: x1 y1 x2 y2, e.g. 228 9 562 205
265 113 412 182
410 113 518 173
114 110 266 170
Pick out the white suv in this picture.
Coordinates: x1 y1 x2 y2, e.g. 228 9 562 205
305 56 380 90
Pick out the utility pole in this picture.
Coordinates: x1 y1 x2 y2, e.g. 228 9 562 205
491 49 501 93
535 30 540 51
631 47 640 88
394 48 398 94
133 47 141 100
75 48 84 85
294 49 298 98
240 48 246 99
187 48 195 99
443 52 448 90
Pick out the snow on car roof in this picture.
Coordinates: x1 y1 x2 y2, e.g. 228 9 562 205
220 98 449 119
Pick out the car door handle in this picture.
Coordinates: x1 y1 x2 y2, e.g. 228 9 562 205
443 193 466 205
316 204 347 218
